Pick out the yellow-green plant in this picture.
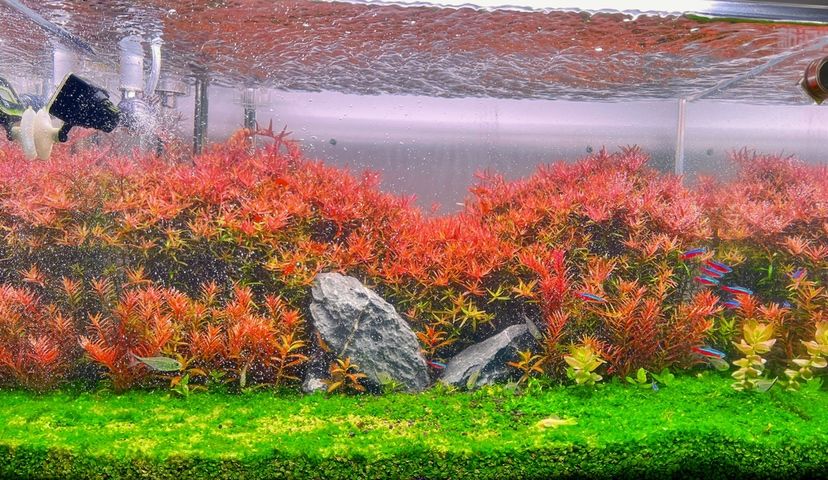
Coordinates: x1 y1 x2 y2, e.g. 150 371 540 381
564 344 605 386
324 357 367 394
507 350 545 385
784 321 828 391
732 320 777 392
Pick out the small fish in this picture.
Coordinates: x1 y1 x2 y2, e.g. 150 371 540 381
428 361 447 369
790 268 807 280
755 377 777 392
694 275 719 286
681 247 707 260
691 346 726 359
782 301 792 309
708 357 730 371
651 382 659 391
575 291 606 303
722 299 741 309
699 266 724 278
132 354 182 372
705 260 733 274
721 285 753 296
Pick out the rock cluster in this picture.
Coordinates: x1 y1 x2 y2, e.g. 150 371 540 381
304 272 537 393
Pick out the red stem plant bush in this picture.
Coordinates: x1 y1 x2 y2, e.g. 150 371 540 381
462 147 719 377
0 132 825 392
79 282 307 392
0 286 76 391
697 150 828 362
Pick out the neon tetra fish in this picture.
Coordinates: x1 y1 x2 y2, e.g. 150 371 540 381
681 247 706 260
705 260 733 274
699 266 724 278
721 285 753 296
691 346 728 371
691 346 726 359
694 275 719 286
575 291 606 303
722 299 741 309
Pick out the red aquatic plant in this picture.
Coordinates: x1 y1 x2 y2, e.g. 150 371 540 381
79 287 177 392
465 147 715 374
699 149 828 244
0 286 77 391
1 131 827 390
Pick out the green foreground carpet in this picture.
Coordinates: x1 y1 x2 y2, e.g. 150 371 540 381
0 373 827 479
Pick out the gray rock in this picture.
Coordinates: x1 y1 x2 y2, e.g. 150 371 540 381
309 272 430 392
301 376 327 394
300 354 331 394
440 324 535 389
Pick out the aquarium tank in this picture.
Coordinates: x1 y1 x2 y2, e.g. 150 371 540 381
1 1 828 479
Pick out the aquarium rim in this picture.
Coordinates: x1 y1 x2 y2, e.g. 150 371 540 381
324 0 828 23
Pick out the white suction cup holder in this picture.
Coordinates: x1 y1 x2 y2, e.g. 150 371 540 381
12 107 60 160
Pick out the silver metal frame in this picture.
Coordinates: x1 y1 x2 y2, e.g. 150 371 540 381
696 1 828 23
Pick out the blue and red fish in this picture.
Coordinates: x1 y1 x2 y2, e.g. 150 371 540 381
721 299 741 309
691 346 726 359
681 247 707 260
699 266 724 279
705 260 733 274
428 360 447 370
575 291 607 303
694 275 720 286
790 268 807 280
721 285 753 296
692 345 729 371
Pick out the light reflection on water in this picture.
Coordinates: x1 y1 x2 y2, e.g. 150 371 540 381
1 0 827 212
0 0 825 103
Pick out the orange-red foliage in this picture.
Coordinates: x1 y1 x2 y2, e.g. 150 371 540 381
0 286 76 391
0 136 825 390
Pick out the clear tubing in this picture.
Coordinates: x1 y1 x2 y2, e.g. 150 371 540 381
119 35 144 95
52 43 78 90
145 37 162 96
674 97 686 175
686 36 828 102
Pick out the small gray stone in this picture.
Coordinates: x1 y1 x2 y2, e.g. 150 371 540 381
309 272 430 392
440 324 535 389
300 354 331 394
301 376 327 394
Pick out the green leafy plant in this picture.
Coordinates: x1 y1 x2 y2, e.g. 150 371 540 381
784 321 828 391
651 368 675 387
565 343 605 387
170 374 206 398
625 368 652 388
624 367 673 389
205 370 230 393
732 320 777 392
466 369 482 390
376 372 404 394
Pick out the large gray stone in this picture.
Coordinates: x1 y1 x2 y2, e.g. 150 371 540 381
440 324 535 389
309 272 430 392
